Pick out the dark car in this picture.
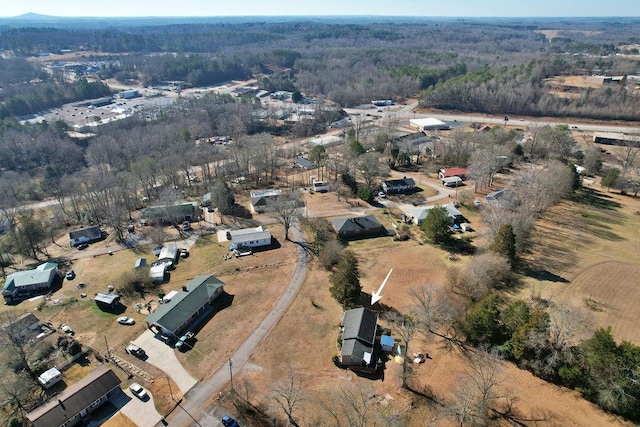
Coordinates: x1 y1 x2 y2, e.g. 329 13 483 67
222 415 239 427
76 243 89 250
65 270 76 280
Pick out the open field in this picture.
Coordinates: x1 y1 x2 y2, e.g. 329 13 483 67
517 187 640 345
535 30 603 40
233 211 633 425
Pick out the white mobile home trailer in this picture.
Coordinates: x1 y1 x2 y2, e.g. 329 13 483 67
442 176 462 187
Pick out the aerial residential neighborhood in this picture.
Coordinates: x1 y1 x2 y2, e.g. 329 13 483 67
0 5 639 427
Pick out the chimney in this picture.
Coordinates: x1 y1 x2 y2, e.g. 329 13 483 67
182 286 188 292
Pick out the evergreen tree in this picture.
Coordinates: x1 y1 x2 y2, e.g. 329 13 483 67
329 250 362 308
211 180 235 215
490 223 517 264
601 168 620 191
420 206 450 244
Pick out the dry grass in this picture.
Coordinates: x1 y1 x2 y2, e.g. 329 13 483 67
517 187 640 345
102 412 138 427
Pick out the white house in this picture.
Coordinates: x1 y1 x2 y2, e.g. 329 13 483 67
229 226 272 249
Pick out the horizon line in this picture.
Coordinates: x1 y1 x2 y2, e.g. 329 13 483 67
3 13 640 19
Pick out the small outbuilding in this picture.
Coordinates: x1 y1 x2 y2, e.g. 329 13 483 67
158 242 178 266
37 367 63 389
381 335 395 353
94 293 121 310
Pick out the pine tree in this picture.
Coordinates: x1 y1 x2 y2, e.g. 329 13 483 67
329 250 362 308
420 206 450 244
490 223 517 264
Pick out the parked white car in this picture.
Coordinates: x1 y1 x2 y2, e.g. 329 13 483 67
117 316 135 325
129 382 148 399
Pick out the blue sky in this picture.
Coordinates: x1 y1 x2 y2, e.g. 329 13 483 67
3 0 640 18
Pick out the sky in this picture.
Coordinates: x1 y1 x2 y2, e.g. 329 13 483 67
2 0 640 18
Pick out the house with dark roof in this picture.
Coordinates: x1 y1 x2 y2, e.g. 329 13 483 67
382 177 416 193
26 366 121 427
340 307 379 371
69 225 104 247
294 157 317 170
141 202 200 226
249 189 305 214
2 263 59 304
4 313 42 343
144 275 224 338
250 189 281 214
331 215 386 240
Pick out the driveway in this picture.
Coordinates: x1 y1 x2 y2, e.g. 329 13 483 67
133 329 197 394
118 387 164 427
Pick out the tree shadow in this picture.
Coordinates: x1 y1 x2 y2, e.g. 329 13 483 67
571 187 622 210
518 266 569 284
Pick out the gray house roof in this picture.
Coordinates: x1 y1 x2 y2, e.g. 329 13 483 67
295 157 317 170
342 307 378 344
383 177 416 192
94 293 120 306
68 225 102 242
26 366 121 427
142 203 199 224
341 308 378 365
144 275 224 334
4 313 41 340
230 226 271 245
332 215 386 239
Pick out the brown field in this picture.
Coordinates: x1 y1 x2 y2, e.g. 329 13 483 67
517 186 640 345
535 30 603 40
543 75 605 89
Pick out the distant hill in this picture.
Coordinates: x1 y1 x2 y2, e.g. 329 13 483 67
11 12 60 20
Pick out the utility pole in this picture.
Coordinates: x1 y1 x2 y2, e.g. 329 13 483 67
167 377 175 402
228 358 234 393
104 336 111 360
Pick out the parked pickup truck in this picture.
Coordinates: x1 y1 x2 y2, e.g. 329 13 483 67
125 342 146 358
175 332 194 350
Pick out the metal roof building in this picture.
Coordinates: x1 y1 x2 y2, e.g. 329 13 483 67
144 275 224 337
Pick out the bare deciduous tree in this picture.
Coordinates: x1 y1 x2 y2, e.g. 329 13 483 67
318 383 376 427
271 366 304 427
271 190 304 241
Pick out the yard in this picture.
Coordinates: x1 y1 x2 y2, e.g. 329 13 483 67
213 186 638 426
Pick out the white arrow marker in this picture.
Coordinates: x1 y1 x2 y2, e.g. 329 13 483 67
371 268 393 305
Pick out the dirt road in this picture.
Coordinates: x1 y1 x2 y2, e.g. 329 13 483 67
162 224 309 427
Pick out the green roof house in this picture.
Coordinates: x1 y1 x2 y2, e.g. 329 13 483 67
2 263 59 304
144 275 224 337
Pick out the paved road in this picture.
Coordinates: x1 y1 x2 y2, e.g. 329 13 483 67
162 224 309 427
